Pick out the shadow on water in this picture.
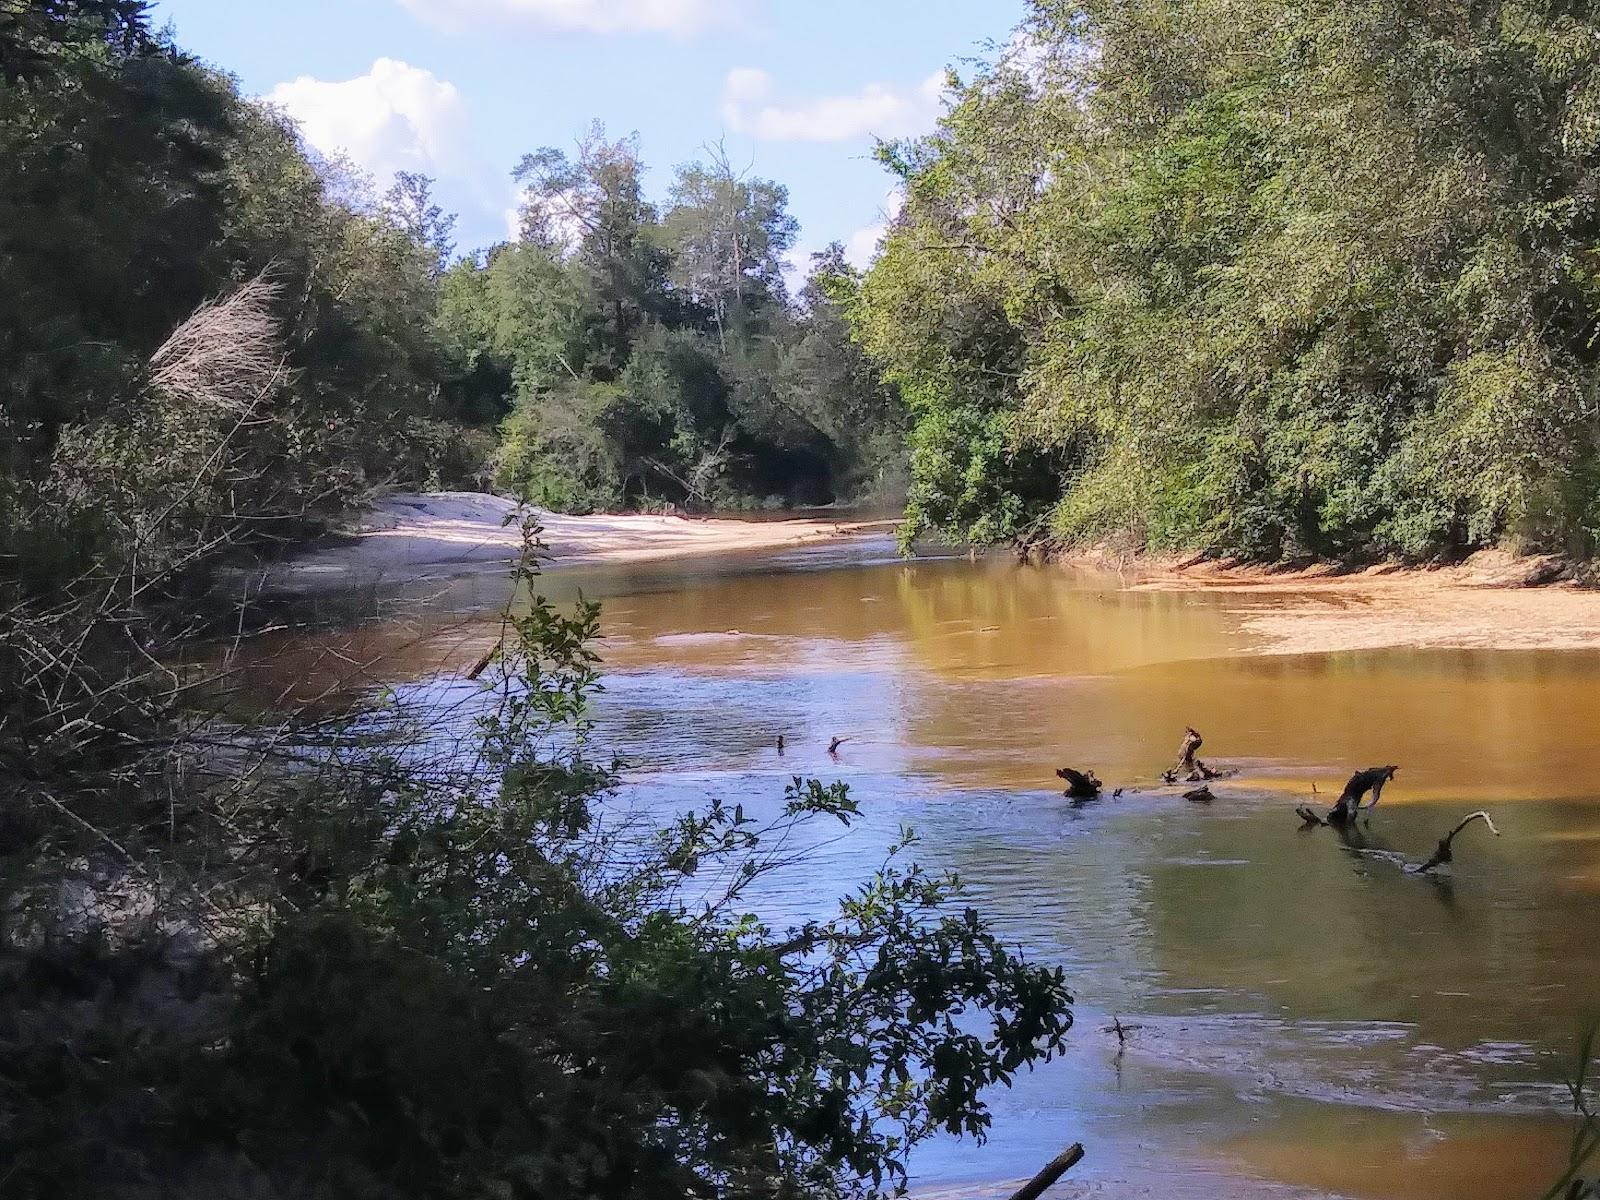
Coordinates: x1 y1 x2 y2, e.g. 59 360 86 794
211 538 1600 1199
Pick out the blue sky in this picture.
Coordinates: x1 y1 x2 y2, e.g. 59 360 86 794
149 0 1026 272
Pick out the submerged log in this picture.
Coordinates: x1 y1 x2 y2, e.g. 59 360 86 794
1056 767 1103 800
464 644 498 681
1102 1015 1143 1045
1007 1144 1086 1200
1412 811 1500 873
1163 727 1205 783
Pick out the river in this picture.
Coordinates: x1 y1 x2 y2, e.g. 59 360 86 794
224 534 1600 1199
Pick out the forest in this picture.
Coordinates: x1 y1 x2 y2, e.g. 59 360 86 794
7 0 1600 1197
2 0 904 612
858 0 1600 562
0 6 1058 1198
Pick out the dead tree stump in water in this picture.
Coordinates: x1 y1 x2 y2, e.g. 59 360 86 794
1162 726 1228 784
1326 766 1399 824
1056 767 1103 800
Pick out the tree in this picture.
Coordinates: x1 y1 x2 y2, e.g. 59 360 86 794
0 0 237 463
662 144 798 347
382 171 458 273
514 123 671 374
856 0 1600 560
776 246 907 502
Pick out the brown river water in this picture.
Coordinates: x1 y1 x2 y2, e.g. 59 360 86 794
219 535 1600 1199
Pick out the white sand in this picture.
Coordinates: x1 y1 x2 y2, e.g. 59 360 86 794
267 492 888 593
1063 547 1600 655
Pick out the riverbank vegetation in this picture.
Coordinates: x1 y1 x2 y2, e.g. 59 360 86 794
856 0 1600 562
1 520 1073 1197
2 2 904 616
453 136 907 513
0 10 1063 1197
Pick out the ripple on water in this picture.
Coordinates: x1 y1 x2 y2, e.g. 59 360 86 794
220 539 1600 1199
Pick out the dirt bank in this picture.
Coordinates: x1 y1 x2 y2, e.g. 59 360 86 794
1062 547 1600 655
266 492 892 594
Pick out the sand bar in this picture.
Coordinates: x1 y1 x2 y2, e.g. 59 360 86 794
265 491 892 594
1063 547 1600 655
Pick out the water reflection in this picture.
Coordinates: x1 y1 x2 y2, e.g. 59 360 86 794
213 539 1600 1198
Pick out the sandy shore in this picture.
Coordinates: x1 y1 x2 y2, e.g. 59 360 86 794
1063 547 1600 655
266 492 891 593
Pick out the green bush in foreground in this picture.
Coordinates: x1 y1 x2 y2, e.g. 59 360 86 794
0 532 1073 1199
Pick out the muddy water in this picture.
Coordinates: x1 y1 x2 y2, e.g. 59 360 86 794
225 537 1600 1198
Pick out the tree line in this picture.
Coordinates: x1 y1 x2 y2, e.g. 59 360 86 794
1 0 904 617
854 0 1600 562
447 129 905 513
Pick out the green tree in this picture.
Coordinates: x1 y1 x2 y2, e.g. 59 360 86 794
857 0 1600 560
778 245 908 504
514 124 672 375
382 170 458 273
662 145 798 348
0 0 237 463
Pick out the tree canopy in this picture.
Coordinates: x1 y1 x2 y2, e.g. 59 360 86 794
857 0 1600 561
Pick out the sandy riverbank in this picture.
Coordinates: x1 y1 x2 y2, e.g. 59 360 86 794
1062 547 1600 655
266 492 892 593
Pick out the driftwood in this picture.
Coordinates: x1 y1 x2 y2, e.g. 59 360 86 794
1056 767 1103 800
1327 766 1398 824
1299 767 1399 827
1162 726 1227 784
464 644 498 681
1412 811 1500 873
1102 1015 1144 1046
1007 1144 1086 1200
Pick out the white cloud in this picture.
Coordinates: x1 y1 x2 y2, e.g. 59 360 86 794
721 68 947 143
395 0 755 35
266 59 468 185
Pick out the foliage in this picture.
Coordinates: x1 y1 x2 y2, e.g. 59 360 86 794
443 129 905 513
0 1 502 610
1543 1028 1600 1200
0 525 1074 1199
856 0 1600 560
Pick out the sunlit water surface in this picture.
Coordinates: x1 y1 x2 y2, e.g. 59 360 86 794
220 537 1600 1199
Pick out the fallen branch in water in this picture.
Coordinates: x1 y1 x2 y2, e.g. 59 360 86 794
1056 767 1102 800
464 643 498 680
1412 810 1500 873
1102 1016 1144 1046
1295 766 1399 827
1008 1144 1086 1200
